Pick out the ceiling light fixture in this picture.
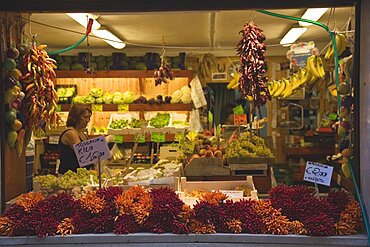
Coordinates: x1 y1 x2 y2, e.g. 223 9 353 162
280 27 308 46
279 8 328 47
67 13 101 30
67 13 126 49
299 8 329 27
92 29 126 49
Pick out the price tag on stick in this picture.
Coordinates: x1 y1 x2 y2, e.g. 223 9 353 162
92 104 103 112
303 161 333 186
151 132 165 142
73 136 111 167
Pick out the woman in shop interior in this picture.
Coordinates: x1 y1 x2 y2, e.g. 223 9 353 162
58 104 94 174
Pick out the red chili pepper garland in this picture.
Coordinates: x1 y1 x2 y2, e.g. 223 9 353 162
237 21 271 115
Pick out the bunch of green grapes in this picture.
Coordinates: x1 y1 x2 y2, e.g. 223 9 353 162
57 168 98 189
226 134 273 158
34 174 59 188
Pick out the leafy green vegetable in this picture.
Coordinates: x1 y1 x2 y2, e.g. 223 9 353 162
149 113 171 128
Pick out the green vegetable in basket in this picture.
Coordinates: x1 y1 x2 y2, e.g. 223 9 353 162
129 119 144 128
110 119 129 129
149 113 170 128
89 88 104 98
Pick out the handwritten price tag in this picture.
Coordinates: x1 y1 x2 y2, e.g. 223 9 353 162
304 161 333 186
118 104 129 112
56 104 62 112
151 132 165 142
234 114 247 125
114 135 123 144
73 136 111 167
92 104 103 112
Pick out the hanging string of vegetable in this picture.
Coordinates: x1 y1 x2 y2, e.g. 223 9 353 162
153 37 174 86
19 44 59 135
236 21 271 116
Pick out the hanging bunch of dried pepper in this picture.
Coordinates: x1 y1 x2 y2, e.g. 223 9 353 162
237 21 271 115
19 44 59 137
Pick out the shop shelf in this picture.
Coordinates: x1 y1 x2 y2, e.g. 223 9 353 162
58 103 193 112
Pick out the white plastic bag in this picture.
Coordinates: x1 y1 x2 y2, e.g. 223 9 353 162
189 109 203 132
190 76 207 109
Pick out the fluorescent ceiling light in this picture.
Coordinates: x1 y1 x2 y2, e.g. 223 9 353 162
67 13 101 30
299 8 329 27
92 29 126 49
280 27 308 46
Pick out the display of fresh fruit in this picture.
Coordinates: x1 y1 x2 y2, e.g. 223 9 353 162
268 55 325 99
149 113 171 128
34 168 99 190
92 126 108 135
129 119 145 128
225 132 273 158
324 33 347 60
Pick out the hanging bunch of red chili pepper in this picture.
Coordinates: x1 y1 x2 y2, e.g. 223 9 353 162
19 44 59 135
237 21 271 115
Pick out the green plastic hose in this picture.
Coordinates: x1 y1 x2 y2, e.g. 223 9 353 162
48 35 87 56
257 9 370 245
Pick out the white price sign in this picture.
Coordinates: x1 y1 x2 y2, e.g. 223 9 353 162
304 161 333 186
49 136 59 144
218 190 244 198
73 136 111 167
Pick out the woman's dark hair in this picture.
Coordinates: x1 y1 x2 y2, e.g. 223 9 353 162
66 104 92 128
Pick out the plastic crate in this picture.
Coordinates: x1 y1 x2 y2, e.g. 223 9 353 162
107 112 141 135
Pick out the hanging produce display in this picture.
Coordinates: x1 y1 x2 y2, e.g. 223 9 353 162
3 43 27 156
19 44 59 137
236 21 271 115
153 48 174 86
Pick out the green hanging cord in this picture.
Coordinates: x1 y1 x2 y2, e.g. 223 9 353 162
48 18 94 56
257 9 370 244
48 35 87 56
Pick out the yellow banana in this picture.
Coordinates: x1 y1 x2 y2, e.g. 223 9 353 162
231 82 240 90
227 74 239 89
337 33 347 56
273 80 286 97
335 34 343 57
267 81 273 93
290 73 300 91
282 79 292 98
315 56 326 79
270 80 280 96
306 55 321 78
324 43 334 60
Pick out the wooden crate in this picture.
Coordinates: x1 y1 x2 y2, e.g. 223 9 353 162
184 158 230 176
229 163 268 176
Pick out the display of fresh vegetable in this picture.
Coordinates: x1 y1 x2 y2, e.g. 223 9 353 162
56 87 76 98
112 92 124 104
20 44 58 132
180 86 192 104
89 88 104 98
237 22 271 115
72 95 86 104
133 95 148 104
171 90 182 104
122 91 134 104
103 93 114 104
129 119 145 128
149 113 171 128
109 119 129 129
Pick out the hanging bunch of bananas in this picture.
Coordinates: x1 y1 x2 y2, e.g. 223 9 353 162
324 33 347 60
227 72 240 90
267 55 326 98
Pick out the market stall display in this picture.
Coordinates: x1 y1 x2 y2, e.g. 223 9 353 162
0 185 363 237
